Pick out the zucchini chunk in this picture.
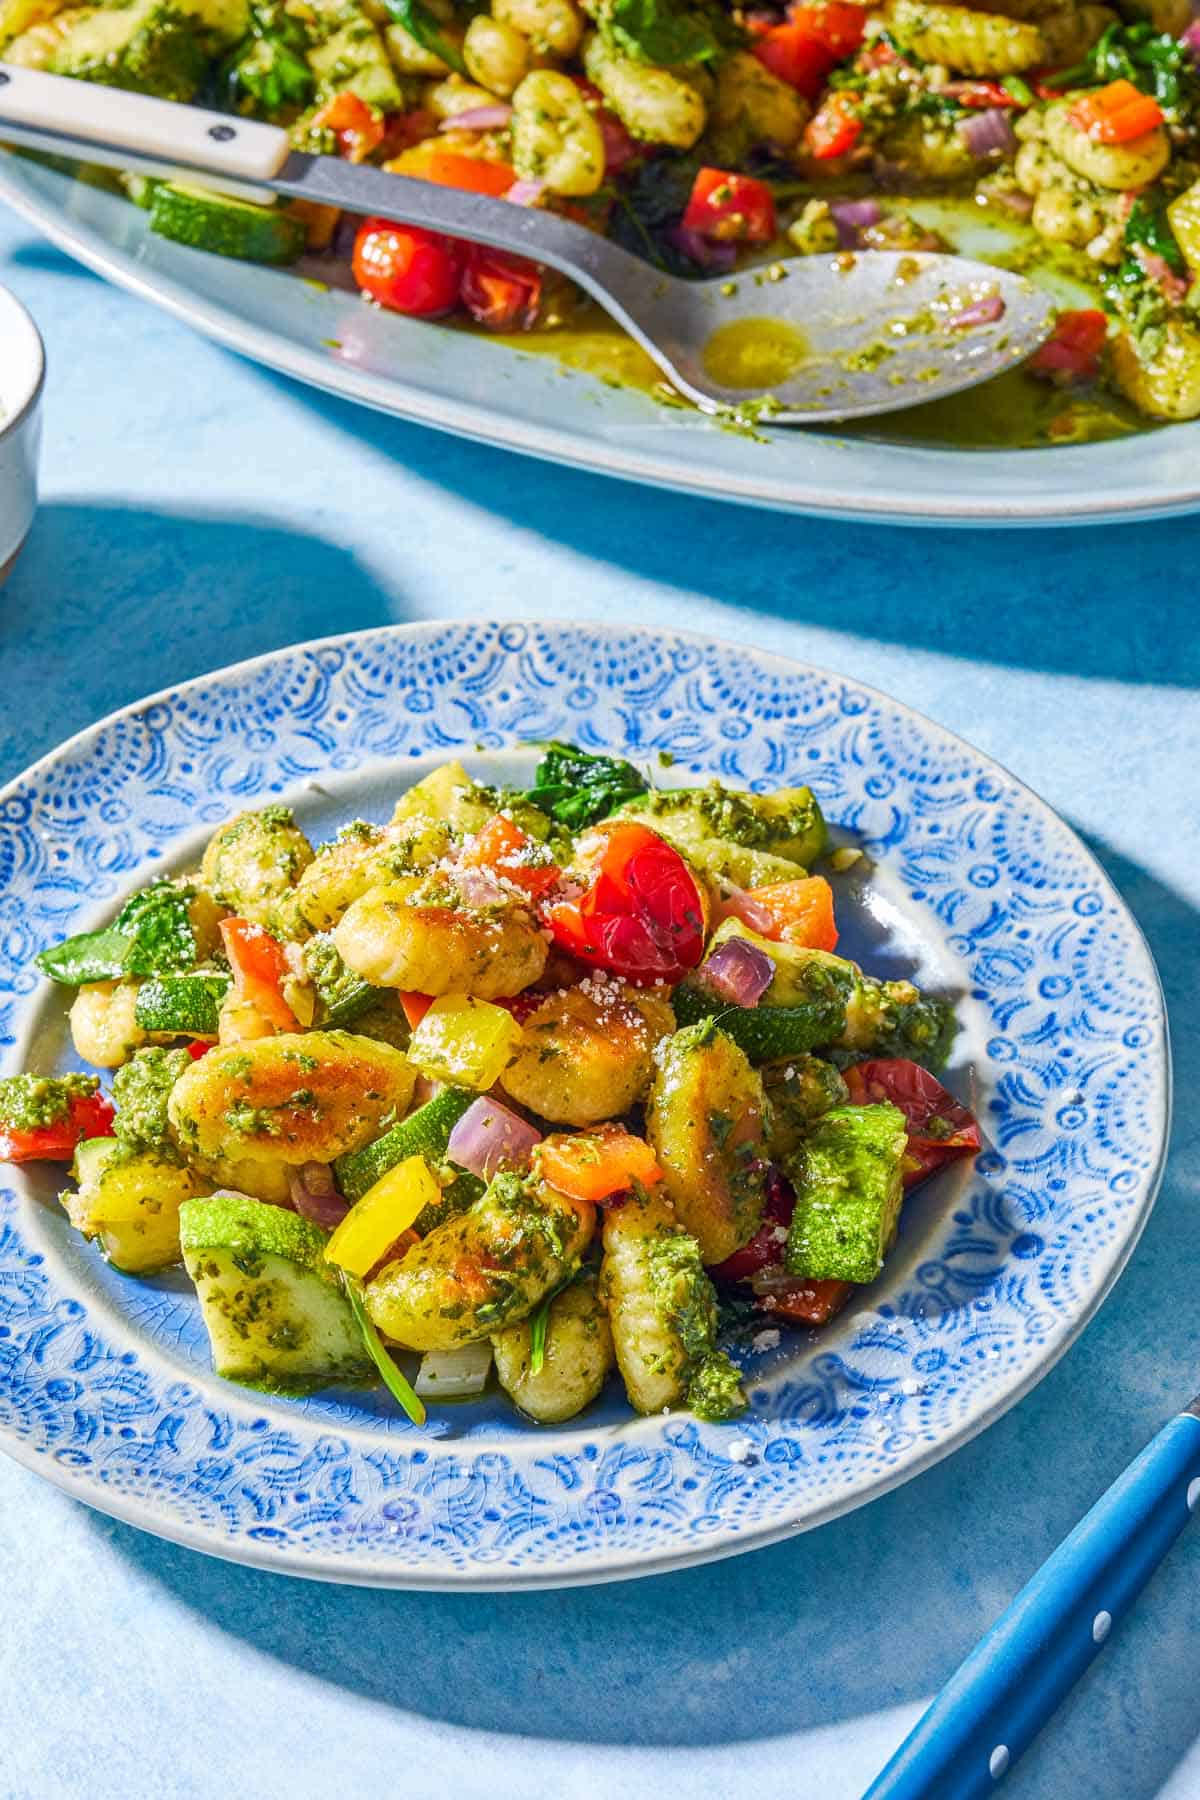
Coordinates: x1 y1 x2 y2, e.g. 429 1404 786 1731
180 1192 372 1390
135 971 230 1038
334 1086 478 1202
150 183 308 265
785 1103 909 1285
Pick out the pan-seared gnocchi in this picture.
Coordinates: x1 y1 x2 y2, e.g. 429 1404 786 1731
333 878 549 996
199 805 313 932
491 1269 614 1420
167 1031 416 1165
647 1020 770 1265
601 1189 743 1418
25 749 975 1427
501 977 674 1125
365 1173 595 1350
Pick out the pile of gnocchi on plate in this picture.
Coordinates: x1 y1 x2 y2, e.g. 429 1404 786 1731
2 745 980 1426
6 0 1200 423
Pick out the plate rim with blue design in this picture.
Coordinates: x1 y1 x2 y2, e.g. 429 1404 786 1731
0 620 1170 1589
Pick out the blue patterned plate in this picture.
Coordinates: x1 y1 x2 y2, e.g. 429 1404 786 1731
0 622 1169 1588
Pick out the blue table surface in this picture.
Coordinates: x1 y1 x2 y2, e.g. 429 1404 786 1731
2 206 1198 1800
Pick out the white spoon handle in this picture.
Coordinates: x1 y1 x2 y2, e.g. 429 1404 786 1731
0 62 289 184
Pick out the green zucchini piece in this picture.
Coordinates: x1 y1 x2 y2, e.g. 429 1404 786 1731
134 972 230 1037
333 1087 478 1203
625 782 828 873
672 983 846 1061
180 1192 373 1391
149 183 306 265
785 1103 908 1285
304 933 377 1028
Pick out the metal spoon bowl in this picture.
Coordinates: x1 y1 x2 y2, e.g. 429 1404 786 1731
0 63 1055 424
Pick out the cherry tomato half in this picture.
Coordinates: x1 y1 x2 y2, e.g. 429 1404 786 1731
1027 308 1108 384
707 1167 795 1282
543 822 707 986
0 1090 115 1165
790 2 868 59
753 24 837 100
461 247 543 332
843 1057 981 1186
757 1276 855 1325
805 91 863 159
682 168 777 244
352 218 465 318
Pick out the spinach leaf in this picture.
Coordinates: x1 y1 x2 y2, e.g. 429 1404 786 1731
605 0 722 66
220 2 314 113
380 0 468 77
607 154 705 275
523 741 650 830
1051 21 1194 109
1125 194 1186 274
36 882 198 986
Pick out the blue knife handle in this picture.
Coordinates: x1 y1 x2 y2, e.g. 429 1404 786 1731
862 1410 1200 1800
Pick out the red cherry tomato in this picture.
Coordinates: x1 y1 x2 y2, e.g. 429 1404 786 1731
708 1167 794 1282
352 218 465 318
805 91 863 159
0 1089 115 1165
754 24 838 98
790 2 868 58
311 91 385 162
682 168 777 244
1027 309 1108 384
460 247 543 332
543 822 707 986
844 1058 981 1186
758 1276 855 1325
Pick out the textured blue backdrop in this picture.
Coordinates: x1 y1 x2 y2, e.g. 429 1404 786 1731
1 209 1197 1800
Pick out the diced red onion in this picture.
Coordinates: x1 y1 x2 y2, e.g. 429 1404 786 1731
440 105 512 132
988 188 1034 218
506 178 546 207
1181 18 1200 60
950 293 1006 329
716 883 779 937
700 937 775 1008
447 1096 542 1180
411 1074 444 1108
829 197 882 248
959 108 1016 159
288 1162 350 1230
1134 245 1191 303
414 1342 493 1399
669 226 738 273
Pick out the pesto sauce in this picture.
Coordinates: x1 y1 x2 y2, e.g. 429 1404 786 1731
702 318 810 391
0 1071 97 1132
487 196 1153 450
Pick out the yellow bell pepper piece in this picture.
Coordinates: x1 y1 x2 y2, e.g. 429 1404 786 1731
324 1154 442 1279
408 994 522 1090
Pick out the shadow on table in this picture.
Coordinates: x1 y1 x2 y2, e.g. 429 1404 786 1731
94 840 1199 1800
249 365 1200 692
0 500 396 776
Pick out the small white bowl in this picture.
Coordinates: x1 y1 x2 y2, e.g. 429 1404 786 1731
0 284 44 583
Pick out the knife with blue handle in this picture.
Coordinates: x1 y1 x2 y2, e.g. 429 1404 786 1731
862 1402 1200 1799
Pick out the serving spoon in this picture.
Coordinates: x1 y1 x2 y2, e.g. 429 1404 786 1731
0 63 1054 424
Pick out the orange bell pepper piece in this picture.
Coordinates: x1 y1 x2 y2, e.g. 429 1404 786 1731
1069 79 1163 143
750 875 839 952
538 1127 662 1203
